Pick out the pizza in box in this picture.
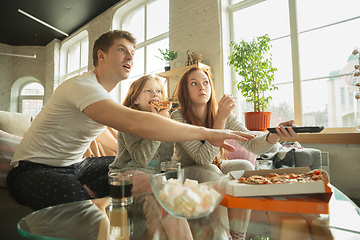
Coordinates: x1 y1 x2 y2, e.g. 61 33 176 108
237 169 329 185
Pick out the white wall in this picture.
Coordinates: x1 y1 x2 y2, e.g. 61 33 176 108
302 143 360 199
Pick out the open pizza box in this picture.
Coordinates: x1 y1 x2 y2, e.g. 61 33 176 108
221 167 332 214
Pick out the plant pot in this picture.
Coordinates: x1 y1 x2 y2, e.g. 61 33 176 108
164 66 171 71
244 112 271 131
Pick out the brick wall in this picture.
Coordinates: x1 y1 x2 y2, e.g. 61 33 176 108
0 44 46 111
170 0 223 100
44 39 61 103
0 43 13 111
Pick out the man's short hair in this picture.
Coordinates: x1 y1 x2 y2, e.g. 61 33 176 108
92 30 137 67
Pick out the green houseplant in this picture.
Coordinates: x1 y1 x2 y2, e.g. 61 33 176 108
155 48 178 71
228 34 278 130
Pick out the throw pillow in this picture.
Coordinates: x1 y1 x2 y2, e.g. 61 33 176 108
0 130 22 188
223 139 257 166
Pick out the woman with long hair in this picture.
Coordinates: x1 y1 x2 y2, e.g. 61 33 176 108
171 66 297 173
171 66 297 239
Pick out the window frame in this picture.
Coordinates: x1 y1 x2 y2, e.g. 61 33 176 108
59 30 89 84
112 0 169 104
18 81 44 115
227 0 357 133
65 37 89 80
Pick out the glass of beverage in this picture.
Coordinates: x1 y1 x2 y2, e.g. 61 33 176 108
256 160 273 170
108 171 133 206
160 162 181 173
106 205 134 239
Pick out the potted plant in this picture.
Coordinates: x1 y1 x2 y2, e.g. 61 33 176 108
228 34 278 131
155 48 178 71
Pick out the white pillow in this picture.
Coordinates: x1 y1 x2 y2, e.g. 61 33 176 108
0 130 22 188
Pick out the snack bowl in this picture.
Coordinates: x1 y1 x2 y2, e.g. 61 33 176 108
149 168 230 219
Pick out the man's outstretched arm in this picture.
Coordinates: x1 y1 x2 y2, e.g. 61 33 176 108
83 99 255 152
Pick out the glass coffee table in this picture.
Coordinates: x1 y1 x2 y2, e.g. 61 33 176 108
18 185 360 240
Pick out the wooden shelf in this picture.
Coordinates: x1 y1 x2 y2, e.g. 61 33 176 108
158 63 211 78
280 133 360 144
158 63 211 100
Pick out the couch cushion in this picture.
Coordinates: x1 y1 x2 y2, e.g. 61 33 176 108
0 130 22 188
0 110 34 137
224 139 257 166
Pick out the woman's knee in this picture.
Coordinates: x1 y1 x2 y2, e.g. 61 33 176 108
184 164 222 174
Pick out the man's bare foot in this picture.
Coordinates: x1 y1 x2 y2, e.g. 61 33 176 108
83 184 97 198
92 197 110 212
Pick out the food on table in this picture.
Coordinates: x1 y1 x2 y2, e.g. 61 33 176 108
237 169 329 185
158 178 221 218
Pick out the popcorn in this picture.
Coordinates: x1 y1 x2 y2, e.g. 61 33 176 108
165 195 176 208
158 177 223 218
183 179 198 187
181 189 201 207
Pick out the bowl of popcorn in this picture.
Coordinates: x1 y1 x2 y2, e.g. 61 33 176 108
149 168 230 219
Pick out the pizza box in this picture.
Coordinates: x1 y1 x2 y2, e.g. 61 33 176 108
221 167 332 214
226 167 330 197
220 192 331 214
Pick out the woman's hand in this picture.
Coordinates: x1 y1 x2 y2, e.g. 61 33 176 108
213 94 236 129
217 94 236 120
150 102 172 118
266 120 298 144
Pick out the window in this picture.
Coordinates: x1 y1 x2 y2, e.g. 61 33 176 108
113 0 169 104
228 0 360 132
19 82 44 115
65 37 89 80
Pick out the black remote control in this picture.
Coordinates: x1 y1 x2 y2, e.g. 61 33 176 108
267 126 324 133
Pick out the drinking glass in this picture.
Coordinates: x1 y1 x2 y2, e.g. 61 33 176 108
108 172 133 206
256 160 273 170
106 205 133 239
160 162 181 173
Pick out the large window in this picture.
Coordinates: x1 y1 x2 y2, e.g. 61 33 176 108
228 0 360 132
65 37 89 80
19 82 44 115
115 0 169 104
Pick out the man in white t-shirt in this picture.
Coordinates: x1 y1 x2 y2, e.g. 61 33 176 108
6 30 278 210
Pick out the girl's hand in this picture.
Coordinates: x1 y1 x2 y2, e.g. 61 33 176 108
150 102 172 118
216 94 236 122
266 120 298 144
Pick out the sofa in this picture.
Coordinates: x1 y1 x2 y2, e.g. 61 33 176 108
0 110 120 240
0 111 34 240
0 110 322 239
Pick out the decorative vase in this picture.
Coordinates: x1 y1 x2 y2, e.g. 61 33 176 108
244 112 272 131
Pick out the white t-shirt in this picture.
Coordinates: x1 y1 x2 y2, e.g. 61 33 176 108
11 72 111 167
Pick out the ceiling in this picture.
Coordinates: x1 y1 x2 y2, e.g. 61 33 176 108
0 0 122 46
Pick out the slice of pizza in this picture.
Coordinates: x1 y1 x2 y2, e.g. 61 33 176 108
305 169 330 182
148 100 171 111
238 175 272 185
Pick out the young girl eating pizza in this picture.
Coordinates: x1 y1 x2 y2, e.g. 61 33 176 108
109 74 193 240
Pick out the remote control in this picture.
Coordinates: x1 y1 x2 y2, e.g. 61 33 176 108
267 126 324 133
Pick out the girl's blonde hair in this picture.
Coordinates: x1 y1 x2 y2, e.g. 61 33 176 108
122 74 166 110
